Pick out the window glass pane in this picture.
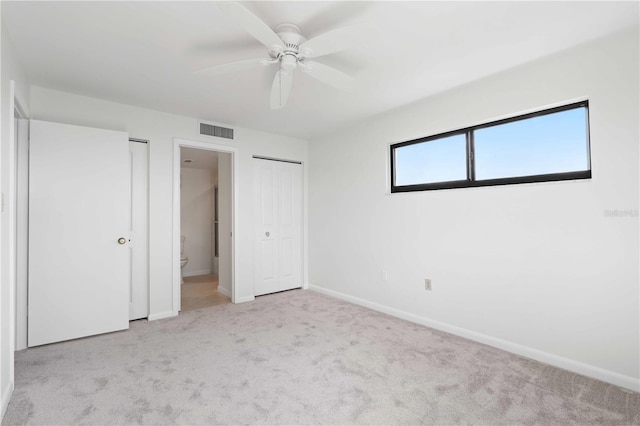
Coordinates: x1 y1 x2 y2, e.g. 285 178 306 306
474 107 589 180
394 134 467 185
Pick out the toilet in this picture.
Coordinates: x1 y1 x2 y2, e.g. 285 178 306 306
180 236 188 284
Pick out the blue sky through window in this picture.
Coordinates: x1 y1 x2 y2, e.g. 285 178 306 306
474 108 588 180
395 134 466 185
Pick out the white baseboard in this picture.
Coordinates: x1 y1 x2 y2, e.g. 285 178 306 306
148 310 176 321
1 380 13 420
183 269 212 277
234 295 255 304
308 284 640 392
217 286 231 298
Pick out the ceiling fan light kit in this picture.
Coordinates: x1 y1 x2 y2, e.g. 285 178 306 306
195 1 370 109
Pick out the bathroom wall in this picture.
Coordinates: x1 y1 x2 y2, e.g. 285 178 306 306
180 167 213 277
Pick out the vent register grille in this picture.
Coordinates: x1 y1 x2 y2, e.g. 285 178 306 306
199 122 234 140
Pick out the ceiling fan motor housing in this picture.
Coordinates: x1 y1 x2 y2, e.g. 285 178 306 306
272 23 308 71
207 2 360 109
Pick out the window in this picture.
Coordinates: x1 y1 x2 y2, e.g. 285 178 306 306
394 133 467 185
390 101 591 192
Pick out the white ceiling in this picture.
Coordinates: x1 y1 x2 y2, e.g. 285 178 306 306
3 1 638 140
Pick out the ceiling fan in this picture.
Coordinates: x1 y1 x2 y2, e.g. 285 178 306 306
195 2 372 109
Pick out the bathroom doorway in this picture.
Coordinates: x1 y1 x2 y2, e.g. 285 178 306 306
179 146 233 312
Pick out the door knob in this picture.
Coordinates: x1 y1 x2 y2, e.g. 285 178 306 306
117 237 126 245
265 232 270 237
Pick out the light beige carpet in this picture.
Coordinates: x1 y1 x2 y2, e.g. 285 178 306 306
2 289 639 425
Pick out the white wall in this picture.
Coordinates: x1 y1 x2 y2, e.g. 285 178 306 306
308 27 639 391
0 15 31 418
29 86 308 317
180 167 213 277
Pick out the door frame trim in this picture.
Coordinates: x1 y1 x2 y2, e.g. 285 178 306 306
172 138 238 313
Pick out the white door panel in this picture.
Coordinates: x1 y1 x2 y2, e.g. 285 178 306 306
279 162 302 291
28 120 130 347
253 158 302 296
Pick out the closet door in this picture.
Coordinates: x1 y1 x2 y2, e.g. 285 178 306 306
253 158 302 296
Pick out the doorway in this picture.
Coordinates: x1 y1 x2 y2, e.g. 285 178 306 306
179 147 231 311
173 139 236 312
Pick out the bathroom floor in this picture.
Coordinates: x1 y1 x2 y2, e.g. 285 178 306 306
181 274 230 312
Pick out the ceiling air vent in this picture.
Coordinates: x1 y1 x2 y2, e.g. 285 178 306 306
199 122 234 140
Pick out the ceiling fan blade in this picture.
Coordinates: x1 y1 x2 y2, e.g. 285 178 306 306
270 69 293 110
218 2 284 52
302 61 354 92
193 58 267 76
299 22 373 59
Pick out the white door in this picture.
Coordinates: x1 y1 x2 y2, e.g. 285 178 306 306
28 120 130 347
129 141 149 320
253 158 302 296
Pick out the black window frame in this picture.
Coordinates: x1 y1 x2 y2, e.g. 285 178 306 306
390 101 591 193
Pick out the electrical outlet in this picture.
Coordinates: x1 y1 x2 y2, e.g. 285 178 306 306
425 278 432 291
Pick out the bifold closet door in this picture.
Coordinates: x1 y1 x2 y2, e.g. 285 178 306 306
28 120 130 347
253 158 302 296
